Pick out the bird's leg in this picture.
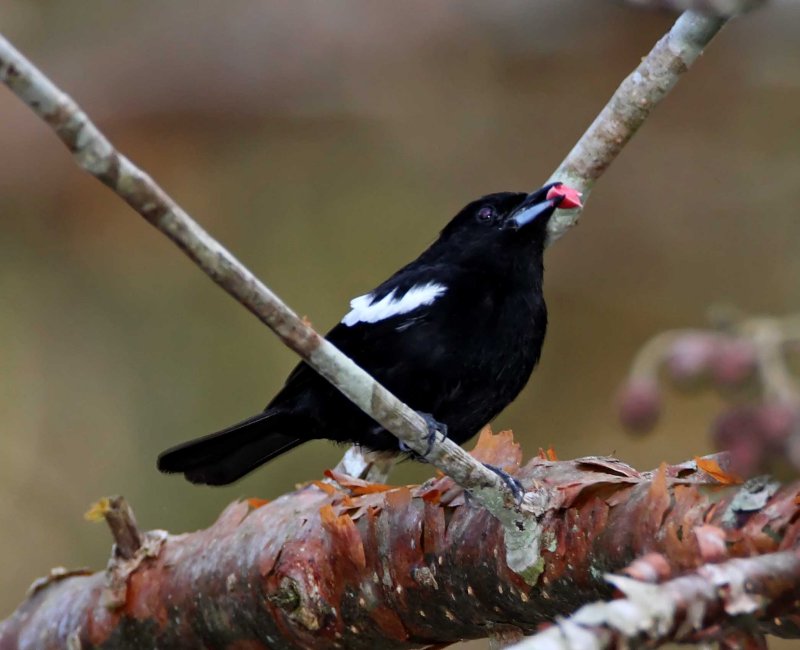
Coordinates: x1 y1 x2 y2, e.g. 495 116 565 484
483 464 525 504
416 412 448 457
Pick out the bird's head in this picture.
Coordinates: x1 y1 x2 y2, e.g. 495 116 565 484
433 182 581 267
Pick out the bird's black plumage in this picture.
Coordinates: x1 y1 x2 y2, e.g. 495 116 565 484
158 184 564 485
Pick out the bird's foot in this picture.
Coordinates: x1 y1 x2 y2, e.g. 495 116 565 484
414 412 448 457
483 464 525 504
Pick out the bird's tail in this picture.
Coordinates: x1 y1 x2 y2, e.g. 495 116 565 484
157 411 304 486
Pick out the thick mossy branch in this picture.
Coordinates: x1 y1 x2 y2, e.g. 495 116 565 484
1 432 799 649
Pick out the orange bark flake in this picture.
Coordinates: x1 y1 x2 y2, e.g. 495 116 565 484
537 446 558 461
468 427 522 470
694 456 743 485
416 476 464 508
310 480 337 496
351 483 397 495
649 462 668 501
319 504 366 570
246 497 270 510
420 488 441 504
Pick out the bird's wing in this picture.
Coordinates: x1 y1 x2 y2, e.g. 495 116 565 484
340 262 449 329
269 263 456 407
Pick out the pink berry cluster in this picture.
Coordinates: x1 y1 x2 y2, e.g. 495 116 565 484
617 319 800 477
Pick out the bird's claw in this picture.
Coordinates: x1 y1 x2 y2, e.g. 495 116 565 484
483 464 525 504
417 412 448 457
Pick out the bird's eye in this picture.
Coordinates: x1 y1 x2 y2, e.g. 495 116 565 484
476 207 494 223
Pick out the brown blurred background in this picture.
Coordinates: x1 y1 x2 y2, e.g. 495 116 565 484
1 0 799 643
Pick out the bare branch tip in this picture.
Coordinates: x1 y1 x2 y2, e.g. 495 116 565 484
85 495 142 560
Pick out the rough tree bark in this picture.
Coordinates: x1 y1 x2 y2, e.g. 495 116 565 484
1 432 799 649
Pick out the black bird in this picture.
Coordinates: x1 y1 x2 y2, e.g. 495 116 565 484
158 182 579 486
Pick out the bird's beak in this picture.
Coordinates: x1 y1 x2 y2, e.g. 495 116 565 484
507 182 582 230
507 191 561 230
509 199 561 230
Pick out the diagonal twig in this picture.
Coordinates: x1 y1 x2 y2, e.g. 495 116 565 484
546 10 726 243
0 31 549 579
0 8 730 579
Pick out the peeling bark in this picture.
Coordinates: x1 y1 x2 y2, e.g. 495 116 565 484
2 433 799 649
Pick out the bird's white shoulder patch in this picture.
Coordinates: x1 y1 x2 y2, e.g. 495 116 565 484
342 282 447 327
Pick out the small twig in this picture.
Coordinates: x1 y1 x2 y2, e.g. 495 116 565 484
509 550 800 650
84 496 142 560
546 10 727 243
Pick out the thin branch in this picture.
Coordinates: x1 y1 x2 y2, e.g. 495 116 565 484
0 7 730 578
546 10 727 243
511 550 800 649
3 443 799 649
0 33 549 575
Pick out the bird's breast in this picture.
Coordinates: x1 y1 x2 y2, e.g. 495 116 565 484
442 285 545 378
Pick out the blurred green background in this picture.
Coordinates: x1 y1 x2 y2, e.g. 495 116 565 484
1 0 799 643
